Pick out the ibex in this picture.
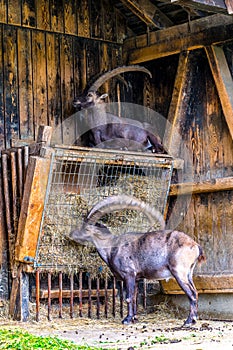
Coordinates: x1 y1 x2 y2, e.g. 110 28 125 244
70 195 205 326
73 66 166 153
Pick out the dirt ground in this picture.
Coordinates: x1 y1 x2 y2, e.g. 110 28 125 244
1 302 233 350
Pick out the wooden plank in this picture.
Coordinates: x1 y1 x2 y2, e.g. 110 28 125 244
36 0 50 30
8 0 21 25
32 31 48 137
3 27 19 148
169 176 233 195
124 14 233 64
102 0 116 42
171 0 227 13
46 33 62 130
161 275 233 294
163 51 190 156
17 29 34 140
22 0 36 27
77 0 90 37
89 0 103 39
205 45 233 141
60 35 74 120
120 0 173 29
0 25 4 149
0 0 7 23
50 0 64 33
64 0 77 35
15 156 51 263
31 288 116 299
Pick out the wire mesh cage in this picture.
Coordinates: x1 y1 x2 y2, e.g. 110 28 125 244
35 146 174 272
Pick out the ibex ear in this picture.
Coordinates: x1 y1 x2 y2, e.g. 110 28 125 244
99 93 108 100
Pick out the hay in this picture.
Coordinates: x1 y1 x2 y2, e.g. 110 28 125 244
37 172 166 274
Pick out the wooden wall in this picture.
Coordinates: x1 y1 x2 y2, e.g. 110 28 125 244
0 0 128 149
138 48 233 285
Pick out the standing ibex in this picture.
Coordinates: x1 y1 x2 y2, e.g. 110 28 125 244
69 195 205 327
73 66 166 153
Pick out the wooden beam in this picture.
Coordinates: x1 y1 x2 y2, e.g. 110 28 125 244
120 0 173 29
205 45 233 140
161 274 233 294
171 0 228 14
14 156 51 263
124 14 233 64
169 176 233 196
163 51 190 156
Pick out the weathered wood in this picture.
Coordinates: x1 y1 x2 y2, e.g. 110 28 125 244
124 14 233 63
37 125 53 147
17 29 34 141
15 156 51 263
77 0 90 38
46 33 61 131
170 176 233 195
60 35 74 119
7 0 21 25
36 0 50 30
120 0 173 29
2 154 14 269
171 0 227 13
163 51 190 156
205 45 233 141
0 0 7 23
50 0 64 33
0 25 4 149
22 0 36 27
161 274 233 294
3 27 19 148
64 0 77 35
32 31 48 137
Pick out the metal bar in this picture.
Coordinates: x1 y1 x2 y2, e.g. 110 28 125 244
70 273 74 319
120 281 124 318
88 275 92 318
36 270 40 322
79 271 83 317
47 272 51 321
58 272 62 318
112 277 116 318
17 148 24 203
96 277 100 319
143 279 147 310
104 276 108 318
23 145 29 181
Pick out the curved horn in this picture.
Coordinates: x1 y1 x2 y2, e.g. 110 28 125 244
85 195 165 230
88 65 152 92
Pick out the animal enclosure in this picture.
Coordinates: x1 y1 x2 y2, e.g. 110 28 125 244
33 146 173 273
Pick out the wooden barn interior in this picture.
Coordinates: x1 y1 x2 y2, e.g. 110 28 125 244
0 0 233 322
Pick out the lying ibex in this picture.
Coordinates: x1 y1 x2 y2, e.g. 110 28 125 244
70 195 205 326
73 66 166 153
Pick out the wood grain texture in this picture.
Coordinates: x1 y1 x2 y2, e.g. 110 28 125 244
15 156 51 263
17 29 33 140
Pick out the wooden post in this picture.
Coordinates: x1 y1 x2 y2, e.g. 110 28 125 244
163 50 190 156
15 156 51 263
205 45 233 141
9 125 53 320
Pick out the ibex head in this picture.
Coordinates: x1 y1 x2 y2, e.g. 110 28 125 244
73 65 152 110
